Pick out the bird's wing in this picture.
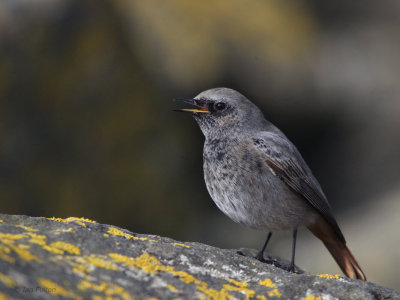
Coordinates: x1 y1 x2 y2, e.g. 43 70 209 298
251 132 345 243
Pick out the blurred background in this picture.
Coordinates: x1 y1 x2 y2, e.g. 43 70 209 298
1 0 399 290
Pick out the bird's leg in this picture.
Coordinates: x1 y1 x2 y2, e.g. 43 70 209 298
288 228 297 273
255 232 272 262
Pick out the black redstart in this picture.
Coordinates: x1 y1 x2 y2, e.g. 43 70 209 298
175 87 366 281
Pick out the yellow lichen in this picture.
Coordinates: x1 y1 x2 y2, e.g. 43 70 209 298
11 243 42 262
222 283 255 299
0 292 8 300
228 278 248 288
54 228 75 234
256 296 268 300
107 227 149 241
0 272 16 288
316 274 340 279
37 278 83 300
43 241 81 255
259 278 276 288
16 225 38 232
0 233 27 241
0 233 42 263
69 261 92 276
27 233 47 246
259 278 281 298
47 217 97 227
18 244 30 249
172 243 190 248
267 288 282 297
48 217 97 223
27 231 80 256
0 244 15 263
0 217 287 299
77 280 132 300
0 220 3 223
305 295 322 300
166 284 178 292
74 254 120 271
109 252 262 300
1 231 82 263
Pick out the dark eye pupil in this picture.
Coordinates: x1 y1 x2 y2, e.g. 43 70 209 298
215 102 226 110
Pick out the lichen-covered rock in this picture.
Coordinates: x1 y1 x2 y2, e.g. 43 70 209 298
0 214 398 299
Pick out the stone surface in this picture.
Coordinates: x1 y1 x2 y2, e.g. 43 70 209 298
0 214 398 300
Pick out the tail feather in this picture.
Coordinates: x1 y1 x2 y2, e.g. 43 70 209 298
307 218 366 281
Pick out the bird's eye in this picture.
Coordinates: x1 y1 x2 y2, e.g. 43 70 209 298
214 102 226 111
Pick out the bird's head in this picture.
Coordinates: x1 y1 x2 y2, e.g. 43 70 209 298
175 87 265 137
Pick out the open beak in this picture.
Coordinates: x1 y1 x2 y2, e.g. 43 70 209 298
173 98 209 113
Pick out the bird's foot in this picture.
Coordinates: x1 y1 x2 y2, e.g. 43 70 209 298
288 264 295 273
285 263 299 274
255 252 264 262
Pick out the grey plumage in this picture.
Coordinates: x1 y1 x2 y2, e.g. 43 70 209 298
175 87 366 280
192 88 326 231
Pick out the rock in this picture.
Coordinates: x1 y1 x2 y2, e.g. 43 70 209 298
0 214 398 299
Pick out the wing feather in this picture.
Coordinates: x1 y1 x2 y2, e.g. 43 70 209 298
252 133 345 243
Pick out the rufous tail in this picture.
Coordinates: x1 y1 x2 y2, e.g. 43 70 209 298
307 218 366 281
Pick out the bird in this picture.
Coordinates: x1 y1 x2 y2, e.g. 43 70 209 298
174 87 366 281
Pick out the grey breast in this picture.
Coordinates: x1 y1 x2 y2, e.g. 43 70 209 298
203 137 318 231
